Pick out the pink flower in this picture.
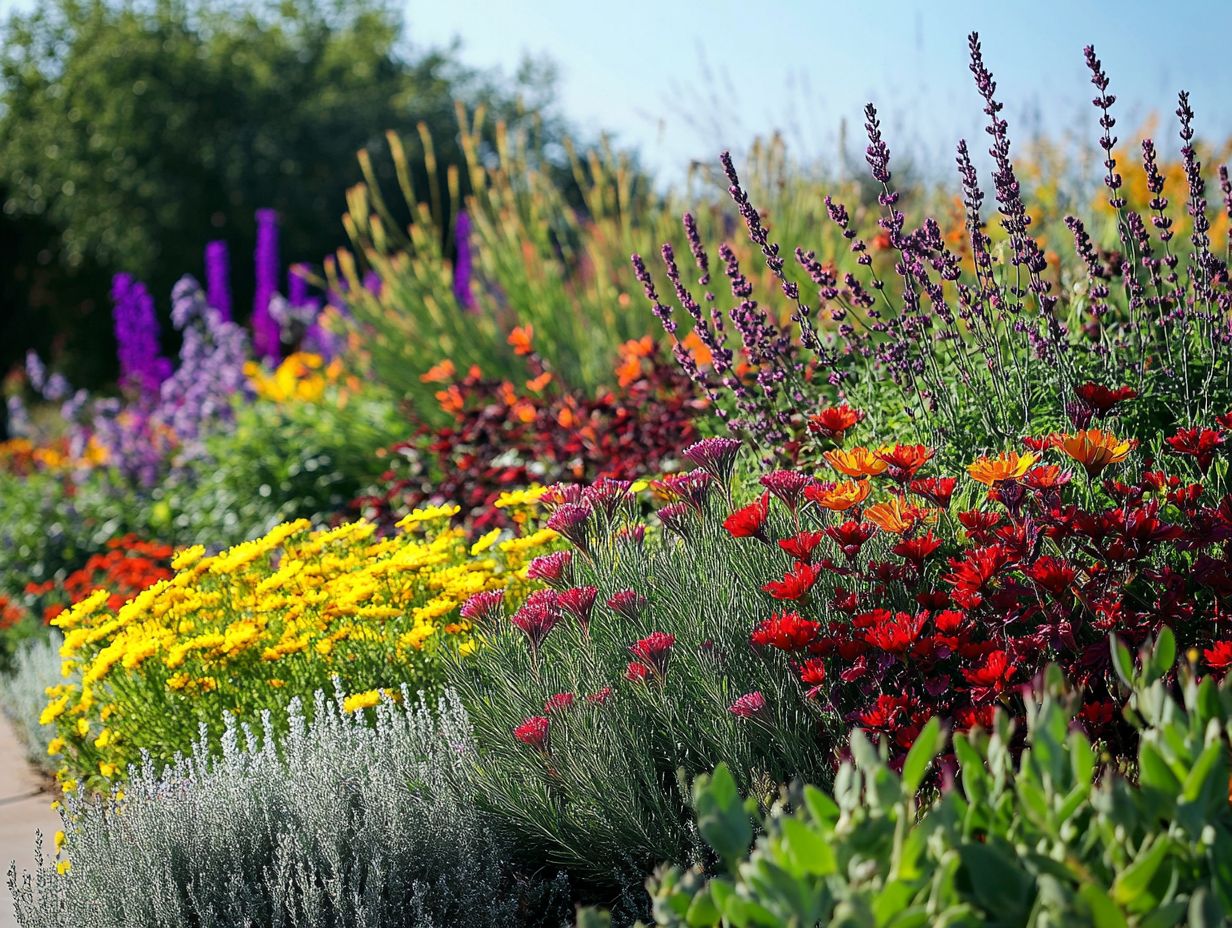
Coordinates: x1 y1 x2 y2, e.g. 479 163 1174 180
608 589 648 621
546 503 594 552
557 586 598 631
760 470 812 514
510 590 562 655
545 692 575 713
625 661 651 683
526 552 574 589
587 686 614 704
729 691 769 722
629 631 675 677
514 716 550 750
683 437 742 484
460 589 505 626
583 477 632 517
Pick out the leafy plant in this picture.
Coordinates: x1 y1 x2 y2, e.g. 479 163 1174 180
640 629 1232 927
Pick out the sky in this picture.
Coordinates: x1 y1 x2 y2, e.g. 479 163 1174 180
404 0 1232 181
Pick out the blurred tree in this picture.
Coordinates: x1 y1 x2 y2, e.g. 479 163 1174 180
0 0 567 385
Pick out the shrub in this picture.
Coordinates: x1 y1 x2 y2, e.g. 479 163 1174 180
354 337 705 534
640 33 1232 463
638 630 1232 926
0 633 62 769
10 688 571 928
44 511 557 792
448 473 833 890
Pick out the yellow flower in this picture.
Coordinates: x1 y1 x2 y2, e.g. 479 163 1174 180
396 504 461 528
94 728 113 749
493 485 547 509
54 830 66 854
99 761 117 778
469 528 502 556
966 451 1039 486
342 689 382 713
56 860 71 875
47 738 65 757
458 640 477 658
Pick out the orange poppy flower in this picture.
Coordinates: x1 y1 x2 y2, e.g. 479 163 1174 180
525 372 553 393
966 451 1039 486
824 446 889 478
865 496 937 534
615 355 642 388
420 359 456 384
807 404 864 443
1049 429 1137 477
876 444 934 482
508 325 535 356
805 479 871 511
435 386 463 414
682 330 713 367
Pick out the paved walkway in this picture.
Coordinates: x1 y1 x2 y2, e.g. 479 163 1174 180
0 714 58 928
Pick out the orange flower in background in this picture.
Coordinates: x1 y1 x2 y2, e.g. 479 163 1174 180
508 325 535 356
807 404 864 443
1049 429 1137 477
511 401 537 424
615 336 655 387
525 372 553 393
966 451 1039 486
615 354 642 388
824 446 889 478
435 386 464 414
682 330 713 367
865 495 936 534
805 479 871 511
420 359 456 384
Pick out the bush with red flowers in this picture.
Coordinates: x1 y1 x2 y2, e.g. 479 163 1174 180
451 388 1232 890
353 338 707 536
23 534 175 625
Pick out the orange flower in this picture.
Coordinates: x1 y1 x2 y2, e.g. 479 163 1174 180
435 386 464 415
807 404 864 443
616 354 642 388
1049 429 1137 477
876 444 933 482
824 446 889 477
865 496 936 534
557 405 578 429
966 451 1039 486
526 372 553 393
682 330 713 367
805 479 871 511
511 401 537 424
508 325 535 356
419 359 456 384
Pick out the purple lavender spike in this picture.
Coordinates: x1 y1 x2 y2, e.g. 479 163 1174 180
453 209 476 310
204 241 232 321
252 209 281 361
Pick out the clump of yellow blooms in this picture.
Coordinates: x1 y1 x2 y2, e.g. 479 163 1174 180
244 351 353 403
44 505 557 791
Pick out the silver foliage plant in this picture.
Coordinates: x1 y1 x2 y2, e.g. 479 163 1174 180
0 633 62 769
8 686 570 928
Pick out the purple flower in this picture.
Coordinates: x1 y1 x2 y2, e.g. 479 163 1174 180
453 209 476 310
112 273 172 396
252 209 281 361
204 241 232 321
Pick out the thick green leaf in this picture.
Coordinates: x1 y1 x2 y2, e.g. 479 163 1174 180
1147 627 1177 682
1078 884 1128 928
779 817 836 876
956 842 1035 919
1111 636 1135 689
1111 836 1172 909
902 716 945 794
693 765 752 870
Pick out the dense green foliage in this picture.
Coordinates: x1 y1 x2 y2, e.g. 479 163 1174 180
0 0 560 383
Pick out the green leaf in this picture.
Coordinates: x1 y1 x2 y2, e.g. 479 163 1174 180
693 764 752 870
902 716 945 794
1138 741 1183 796
1188 889 1226 928
576 908 613 928
956 842 1035 920
1111 636 1135 689
684 887 720 927
1078 884 1128 928
1111 836 1172 909
803 785 840 828
1147 627 1177 681
1181 740 1227 805
779 817 836 876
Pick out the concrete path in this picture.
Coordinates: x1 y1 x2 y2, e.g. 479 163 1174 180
0 714 58 928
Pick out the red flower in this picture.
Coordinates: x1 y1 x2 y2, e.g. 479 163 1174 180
798 657 827 685
892 531 943 568
1022 465 1071 491
751 611 821 651
908 476 956 508
728 691 770 721
629 631 676 677
1028 556 1076 595
544 692 575 713
876 444 934 482
824 520 877 560
858 693 910 730
1204 641 1232 673
762 561 823 600
724 491 771 541
1075 382 1137 414
778 530 825 563
546 503 594 552
514 716 550 750
586 686 614 704
1165 427 1225 474
526 551 574 588
807 403 864 443
944 545 1011 609
861 610 927 654
626 661 652 683
460 589 505 626
963 650 1014 700
1217 412 1232 431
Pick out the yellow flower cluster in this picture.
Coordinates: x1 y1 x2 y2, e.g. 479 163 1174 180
244 352 352 403
45 510 557 791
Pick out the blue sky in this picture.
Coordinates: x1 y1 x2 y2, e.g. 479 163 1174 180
405 0 1232 179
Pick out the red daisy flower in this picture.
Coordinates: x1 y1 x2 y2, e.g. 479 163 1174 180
751 611 821 651
762 561 823 600
723 491 771 541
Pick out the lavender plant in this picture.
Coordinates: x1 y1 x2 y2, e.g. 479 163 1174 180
640 34 1232 461
9 688 570 928
0 634 61 769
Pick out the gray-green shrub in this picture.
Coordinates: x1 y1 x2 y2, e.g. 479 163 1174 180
8 686 570 928
0 633 61 770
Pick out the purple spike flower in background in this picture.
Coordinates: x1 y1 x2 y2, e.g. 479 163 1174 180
288 263 310 307
111 272 172 396
252 208 281 361
453 209 476 310
204 240 232 321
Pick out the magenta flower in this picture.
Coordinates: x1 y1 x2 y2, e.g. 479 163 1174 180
557 586 598 632
547 503 594 553
729 691 770 722
608 590 648 621
527 551 574 589
629 631 675 678
460 589 506 626
683 437 743 485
